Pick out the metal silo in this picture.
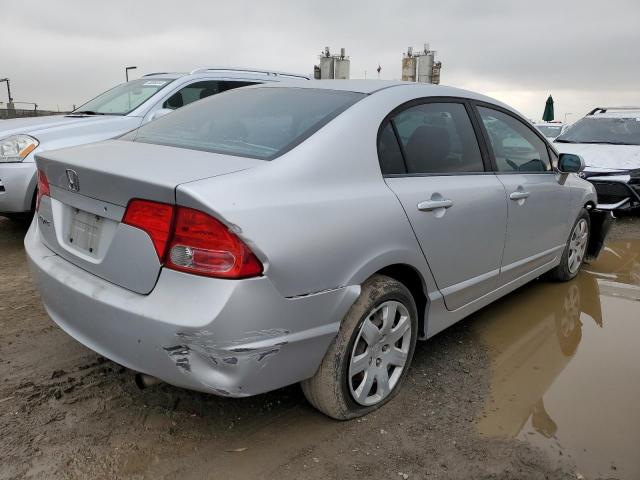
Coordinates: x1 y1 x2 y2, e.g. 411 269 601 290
319 46 335 80
417 51 434 83
401 47 417 82
334 48 350 79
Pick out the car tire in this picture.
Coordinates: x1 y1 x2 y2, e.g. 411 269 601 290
301 274 418 420
547 208 590 282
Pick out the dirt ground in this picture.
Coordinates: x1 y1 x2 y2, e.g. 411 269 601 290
1 215 637 480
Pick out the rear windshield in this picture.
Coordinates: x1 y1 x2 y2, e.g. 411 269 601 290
126 87 365 159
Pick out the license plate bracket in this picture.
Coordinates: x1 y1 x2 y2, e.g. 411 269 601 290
68 208 102 254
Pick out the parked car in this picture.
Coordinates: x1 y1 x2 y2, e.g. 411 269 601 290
554 107 640 211
26 80 611 419
0 67 310 220
534 121 565 140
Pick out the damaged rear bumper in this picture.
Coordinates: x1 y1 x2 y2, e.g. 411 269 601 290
25 221 360 397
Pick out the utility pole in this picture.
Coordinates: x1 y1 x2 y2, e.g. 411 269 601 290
0 78 15 117
125 66 137 82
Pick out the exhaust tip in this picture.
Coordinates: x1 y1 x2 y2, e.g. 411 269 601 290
135 373 161 389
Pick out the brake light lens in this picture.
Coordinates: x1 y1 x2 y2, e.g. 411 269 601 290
121 200 262 279
122 199 175 258
166 207 263 278
36 169 50 211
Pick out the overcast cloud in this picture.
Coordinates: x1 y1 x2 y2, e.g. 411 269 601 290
1 0 638 121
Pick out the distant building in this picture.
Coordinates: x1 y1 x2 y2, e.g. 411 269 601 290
401 44 442 84
314 47 350 80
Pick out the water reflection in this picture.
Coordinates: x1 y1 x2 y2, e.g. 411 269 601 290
473 240 640 479
474 273 600 437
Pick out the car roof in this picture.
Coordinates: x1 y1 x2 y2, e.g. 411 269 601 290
587 107 640 119
254 79 512 105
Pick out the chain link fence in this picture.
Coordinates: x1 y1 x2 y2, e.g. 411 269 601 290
0 108 70 119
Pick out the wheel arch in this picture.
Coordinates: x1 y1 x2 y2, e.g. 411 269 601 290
374 263 428 339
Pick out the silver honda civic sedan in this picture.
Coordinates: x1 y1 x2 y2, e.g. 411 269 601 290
25 80 611 419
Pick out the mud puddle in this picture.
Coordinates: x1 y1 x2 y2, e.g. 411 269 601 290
472 240 640 480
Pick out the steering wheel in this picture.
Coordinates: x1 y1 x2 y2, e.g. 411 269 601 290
505 158 519 171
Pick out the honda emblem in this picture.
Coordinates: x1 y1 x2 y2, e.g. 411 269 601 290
65 169 80 192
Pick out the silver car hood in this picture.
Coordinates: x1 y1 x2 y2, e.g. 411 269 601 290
554 142 640 171
0 114 133 138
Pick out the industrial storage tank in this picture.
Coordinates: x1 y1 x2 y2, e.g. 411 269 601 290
317 46 350 79
319 56 334 80
417 51 434 84
401 47 417 82
401 43 442 84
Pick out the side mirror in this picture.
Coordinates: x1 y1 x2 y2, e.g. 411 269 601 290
149 108 173 122
558 153 585 173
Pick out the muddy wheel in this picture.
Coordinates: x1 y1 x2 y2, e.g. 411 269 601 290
301 274 418 420
547 208 590 282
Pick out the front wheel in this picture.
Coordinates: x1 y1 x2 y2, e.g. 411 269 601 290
301 274 418 420
547 208 590 282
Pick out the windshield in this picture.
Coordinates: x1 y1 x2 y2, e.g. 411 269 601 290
556 117 640 145
126 87 365 160
536 125 563 138
72 78 175 116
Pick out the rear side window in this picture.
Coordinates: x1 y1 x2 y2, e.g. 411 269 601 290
129 87 364 160
387 102 484 174
162 80 258 110
478 107 551 172
378 123 406 174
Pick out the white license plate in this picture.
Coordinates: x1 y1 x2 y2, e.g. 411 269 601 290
69 209 102 254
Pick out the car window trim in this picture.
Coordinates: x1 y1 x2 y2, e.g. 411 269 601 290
469 100 556 175
376 96 492 178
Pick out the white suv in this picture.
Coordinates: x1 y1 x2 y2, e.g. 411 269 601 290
0 67 309 219
554 107 640 211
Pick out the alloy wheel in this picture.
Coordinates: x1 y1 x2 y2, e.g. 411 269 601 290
348 300 412 406
568 218 588 274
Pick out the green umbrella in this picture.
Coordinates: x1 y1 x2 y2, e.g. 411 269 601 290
542 95 554 121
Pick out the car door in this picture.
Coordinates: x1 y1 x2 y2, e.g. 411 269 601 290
475 105 572 285
381 99 508 311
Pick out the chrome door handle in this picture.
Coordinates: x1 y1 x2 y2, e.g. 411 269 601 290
509 191 530 200
417 199 453 211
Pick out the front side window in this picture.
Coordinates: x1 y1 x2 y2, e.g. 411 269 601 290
127 87 364 160
162 80 257 110
479 107 551 172
73 78 175 115
389 102 484 174
555 117 640 146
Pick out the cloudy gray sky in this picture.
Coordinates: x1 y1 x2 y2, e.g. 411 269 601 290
1 0 638 121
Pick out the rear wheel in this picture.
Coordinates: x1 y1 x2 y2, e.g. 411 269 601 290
301 274 418 420
547 208 590 281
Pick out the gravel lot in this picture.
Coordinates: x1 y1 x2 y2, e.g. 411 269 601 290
1 215 637 479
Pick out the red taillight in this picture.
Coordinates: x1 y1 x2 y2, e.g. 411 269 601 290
122 199 175 259
36 169 50 211
166 207 263 278
121 200 263 279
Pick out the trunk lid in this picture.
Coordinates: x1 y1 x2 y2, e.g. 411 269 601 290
35 139 262 294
